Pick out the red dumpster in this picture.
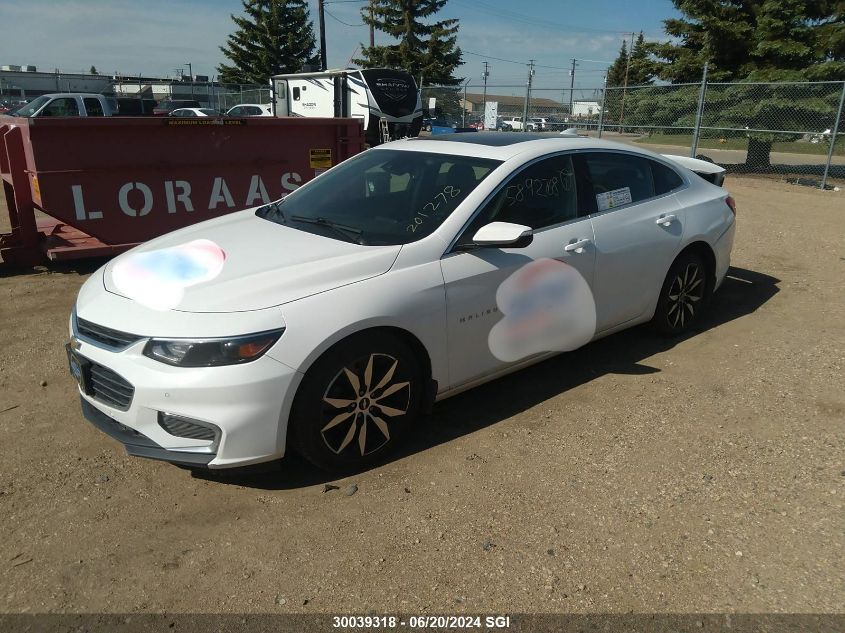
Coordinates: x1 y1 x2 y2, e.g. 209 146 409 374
0 116 365 266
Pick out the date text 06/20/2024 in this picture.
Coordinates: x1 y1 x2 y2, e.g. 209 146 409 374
332 615 511 628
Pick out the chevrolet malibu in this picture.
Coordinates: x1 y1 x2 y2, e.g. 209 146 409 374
68 134 736 472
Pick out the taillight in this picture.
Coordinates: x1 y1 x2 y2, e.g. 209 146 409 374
725 196 736 216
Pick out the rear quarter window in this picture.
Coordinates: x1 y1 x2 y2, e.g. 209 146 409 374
651 160 684 194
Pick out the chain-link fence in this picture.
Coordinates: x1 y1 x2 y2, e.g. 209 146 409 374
424 78 845 189
0 69 270 115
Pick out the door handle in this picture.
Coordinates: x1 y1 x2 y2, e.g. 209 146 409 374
564 238 591 253
656 214 677 227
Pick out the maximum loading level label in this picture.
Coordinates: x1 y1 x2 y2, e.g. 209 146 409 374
310 148 332 168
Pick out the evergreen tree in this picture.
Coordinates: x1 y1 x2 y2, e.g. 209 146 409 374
641 0 845 167
356 0 463 87
605 40 628 88
603 33 652 125
606 33 652 88
649 0 844 82
218 0 318 85
89 65 98 75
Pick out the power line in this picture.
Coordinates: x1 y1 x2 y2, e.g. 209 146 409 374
324 7 365 27
454 0 634 35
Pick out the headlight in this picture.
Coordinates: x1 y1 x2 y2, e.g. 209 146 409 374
143 329 284 367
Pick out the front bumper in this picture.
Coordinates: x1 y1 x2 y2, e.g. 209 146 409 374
70 322 303 469
80 397 215 468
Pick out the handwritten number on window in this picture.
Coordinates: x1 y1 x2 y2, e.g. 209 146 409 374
504 168 573 208
407 186 461 232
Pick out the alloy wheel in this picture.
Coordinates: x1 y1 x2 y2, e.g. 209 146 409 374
666 263 704 328
320 353 411 456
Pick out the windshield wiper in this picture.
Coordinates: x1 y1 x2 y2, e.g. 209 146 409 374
257 200 287 224
288 215 365 245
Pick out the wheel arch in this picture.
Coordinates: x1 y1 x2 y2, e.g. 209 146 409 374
678 239 717 295
285 325 436 453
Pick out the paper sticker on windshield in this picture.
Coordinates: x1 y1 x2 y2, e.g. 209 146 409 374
596 187 632 211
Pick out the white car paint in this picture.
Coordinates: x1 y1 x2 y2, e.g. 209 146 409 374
169 108 219 117
225 104 273 117
69 135 736 469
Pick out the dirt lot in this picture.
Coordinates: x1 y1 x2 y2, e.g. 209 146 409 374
0 177 843 617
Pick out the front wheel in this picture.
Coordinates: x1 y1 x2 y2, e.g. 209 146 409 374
289 333 423 473
651 251 709 335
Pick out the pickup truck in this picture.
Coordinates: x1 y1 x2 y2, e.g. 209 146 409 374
5 93 117 117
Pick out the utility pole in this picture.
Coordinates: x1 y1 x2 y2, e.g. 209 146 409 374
618 31 635 133
185 62 193 97
368 0 375 48
482 61 489 122
318 0 328 71
568 58 577 119
522 59 535 130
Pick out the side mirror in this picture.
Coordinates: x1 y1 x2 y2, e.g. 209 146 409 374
471 221 533 248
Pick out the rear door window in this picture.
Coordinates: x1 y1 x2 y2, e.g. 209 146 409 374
83 98 104 116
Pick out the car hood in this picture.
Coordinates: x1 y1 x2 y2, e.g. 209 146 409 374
103 209 401 313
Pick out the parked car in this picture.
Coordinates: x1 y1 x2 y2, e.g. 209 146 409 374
114 98 157 116
152 99 201 116
529 117 548 131
501 116 541 131
169 107 221 117
226 104 272 117
67 134 735 473
421 116 458 131
3 93 117 117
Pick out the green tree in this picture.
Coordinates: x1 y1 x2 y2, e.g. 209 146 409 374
646 0 845 167
89 65 98 75
218 0 318 85
356 0 463 94
604 32 653 124
606 32 652 88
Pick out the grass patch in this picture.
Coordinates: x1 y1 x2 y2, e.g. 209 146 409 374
633 133 844 156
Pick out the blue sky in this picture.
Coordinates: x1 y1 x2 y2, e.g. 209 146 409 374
2 0 679 93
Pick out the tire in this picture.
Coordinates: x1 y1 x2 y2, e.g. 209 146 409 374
289 332 423 473
651 251 710 335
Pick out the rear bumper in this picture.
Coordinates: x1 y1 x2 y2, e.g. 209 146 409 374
80 396 214 468
713 219 736 290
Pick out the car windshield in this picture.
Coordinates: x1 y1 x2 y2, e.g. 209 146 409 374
8 96 50 117
256 149 501 246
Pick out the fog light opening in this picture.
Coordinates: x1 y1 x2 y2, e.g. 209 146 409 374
158 412 221 448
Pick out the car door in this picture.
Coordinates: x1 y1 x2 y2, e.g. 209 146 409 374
578 151 685 332
440 153 598 389
38 97 80 117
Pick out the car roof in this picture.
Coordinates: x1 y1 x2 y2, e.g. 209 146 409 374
227 103 269 108
386 133 662 161
42 93 107 98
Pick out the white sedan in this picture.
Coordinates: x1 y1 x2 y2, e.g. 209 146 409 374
67 134 736 472
225 104 273 117
169 108 220 117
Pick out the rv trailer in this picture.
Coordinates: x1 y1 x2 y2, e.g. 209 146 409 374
270 68 422 145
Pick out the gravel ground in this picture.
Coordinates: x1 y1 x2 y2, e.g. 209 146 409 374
0 176 843 616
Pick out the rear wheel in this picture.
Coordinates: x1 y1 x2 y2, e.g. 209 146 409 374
652 251 709 335
289 333 423 473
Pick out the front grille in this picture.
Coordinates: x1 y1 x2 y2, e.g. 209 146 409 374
89 362 134 410
158 414 217 441
77 317 143 350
